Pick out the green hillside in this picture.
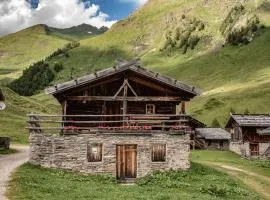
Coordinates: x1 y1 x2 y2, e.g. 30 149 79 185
48 23 108 40
0 86 60 143
45 0 270 125
1 0 270 143
0 25 69 81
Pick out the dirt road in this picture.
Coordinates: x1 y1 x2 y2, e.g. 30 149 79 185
0 145 29 200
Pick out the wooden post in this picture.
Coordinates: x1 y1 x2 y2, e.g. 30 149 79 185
61 100 67 135
123 79 128 127
181 101 186 114
123 86 128 115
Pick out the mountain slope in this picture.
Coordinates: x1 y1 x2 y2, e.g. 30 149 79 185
0 25 70 81
0 86 60 143
1 0 270 145
44 0 270 126
48 23 108 40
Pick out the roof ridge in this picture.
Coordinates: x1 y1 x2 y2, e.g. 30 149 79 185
45 59 200 96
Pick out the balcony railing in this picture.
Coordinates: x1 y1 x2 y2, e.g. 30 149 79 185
27 114 193 135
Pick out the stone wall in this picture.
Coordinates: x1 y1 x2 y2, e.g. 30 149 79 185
230 142 270 158
29 131 190 178
230 142 246 156
206 140 229 151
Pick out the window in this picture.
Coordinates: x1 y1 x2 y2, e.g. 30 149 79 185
146 104 155 114
87 144 102 162
152 144 166 162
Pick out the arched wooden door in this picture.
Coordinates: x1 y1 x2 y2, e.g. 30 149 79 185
116 145 137 179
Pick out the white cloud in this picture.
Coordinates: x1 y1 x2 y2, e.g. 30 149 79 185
0 0 117 36
118 0 148 6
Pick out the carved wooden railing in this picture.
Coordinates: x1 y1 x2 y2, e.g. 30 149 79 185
27 114 193 135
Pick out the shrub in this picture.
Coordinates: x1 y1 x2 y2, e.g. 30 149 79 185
160 17 204 54
201 184 228 197
203 98 224 110
46 42 80 61
53 63 64 72
9 61 55 96
221 5 260 46
244 108 250 114
211 118 221 128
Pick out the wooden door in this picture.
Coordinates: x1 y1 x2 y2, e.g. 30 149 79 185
116 145 137 179
250 143 259 156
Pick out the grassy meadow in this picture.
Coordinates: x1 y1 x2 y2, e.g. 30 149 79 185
7 151 269 200
0 148 18 155
0 25 69 80
0 87 60 144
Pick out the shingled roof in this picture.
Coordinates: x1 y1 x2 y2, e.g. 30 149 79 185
195 128 231 140
45 59 201 96
226 113 270 127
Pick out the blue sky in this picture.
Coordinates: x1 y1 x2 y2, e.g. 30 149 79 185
85 0 139 20
30 0 142 20
0 0 147 36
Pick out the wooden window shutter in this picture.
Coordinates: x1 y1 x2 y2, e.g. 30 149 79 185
152 144 166 162
87 143 102 162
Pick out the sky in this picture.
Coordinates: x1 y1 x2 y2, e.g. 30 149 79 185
0 0 148 36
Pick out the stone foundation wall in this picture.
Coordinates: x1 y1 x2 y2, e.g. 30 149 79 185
29 132 190 178
230 142 249 156
230 142 270 158
207 140 229 151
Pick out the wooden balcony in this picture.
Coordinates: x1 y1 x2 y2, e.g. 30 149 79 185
27 114 193 135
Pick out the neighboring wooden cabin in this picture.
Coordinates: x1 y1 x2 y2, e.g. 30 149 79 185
28 59 201 180
226 114 270 158
195 128 231 150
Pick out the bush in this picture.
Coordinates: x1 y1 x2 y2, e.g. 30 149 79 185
211 118 221 128
53 63 64 72
46 42 80 61
203 98 224 110
160 17 204 54
221 5 260 45
201 184 228 197
9 61 55 96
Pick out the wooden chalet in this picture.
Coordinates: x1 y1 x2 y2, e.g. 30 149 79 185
226 113 270 158
28 59 202 180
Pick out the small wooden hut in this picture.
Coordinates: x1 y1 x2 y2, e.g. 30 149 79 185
195 128 231 150
226 113 270 158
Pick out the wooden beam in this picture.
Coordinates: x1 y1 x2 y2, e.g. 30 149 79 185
123 81 128 115
128 76 176 94
113 80 126 98
67 96 182 102
126 80 137 97
181 101 186 114
68 76 121 95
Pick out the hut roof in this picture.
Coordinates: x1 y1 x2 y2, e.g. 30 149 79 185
195 128 231 140
0 89 4 101
45 59 201 96
187 116 206 128
226 113 270 128
257 128 270 136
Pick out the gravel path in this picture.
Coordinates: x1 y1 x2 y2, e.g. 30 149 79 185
0 145 29 200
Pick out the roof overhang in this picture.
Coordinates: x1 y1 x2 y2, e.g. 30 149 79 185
45 60 201 97
257 128 270 136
